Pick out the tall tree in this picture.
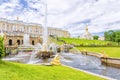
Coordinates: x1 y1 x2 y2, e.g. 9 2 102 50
104 30 115 42
104 31 110 41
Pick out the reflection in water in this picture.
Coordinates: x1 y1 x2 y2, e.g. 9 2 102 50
60 53 120 80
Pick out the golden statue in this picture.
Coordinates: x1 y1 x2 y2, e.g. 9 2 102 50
101 51 108 58
42 43 47 51
50 54 61 65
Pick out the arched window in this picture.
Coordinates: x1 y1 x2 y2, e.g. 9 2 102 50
22 40 23 44
17 40 20 45
9 39 12 46
32 40 34 45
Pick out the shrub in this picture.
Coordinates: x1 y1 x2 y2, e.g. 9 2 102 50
0 36 5 59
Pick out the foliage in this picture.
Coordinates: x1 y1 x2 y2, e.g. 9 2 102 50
104 30 120 44
0 61 105 80
58 37 118 47
93 36 99 40
115 31 120 44
49 36 64 45
78 47 120 58
0 36 5 59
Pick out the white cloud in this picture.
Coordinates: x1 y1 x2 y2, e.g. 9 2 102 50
0 0 120 37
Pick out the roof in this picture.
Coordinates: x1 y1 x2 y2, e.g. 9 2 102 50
0 18 69 32
0 18 42 26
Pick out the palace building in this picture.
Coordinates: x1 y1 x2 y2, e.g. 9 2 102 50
0 18 70 48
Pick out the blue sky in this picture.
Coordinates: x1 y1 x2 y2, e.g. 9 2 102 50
0 0 120 37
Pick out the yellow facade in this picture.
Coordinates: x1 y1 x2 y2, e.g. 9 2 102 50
0 18 70 48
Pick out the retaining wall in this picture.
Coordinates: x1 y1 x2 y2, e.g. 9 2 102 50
81 51 120 68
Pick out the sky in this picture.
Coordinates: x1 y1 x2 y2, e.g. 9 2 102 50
0 0 120 37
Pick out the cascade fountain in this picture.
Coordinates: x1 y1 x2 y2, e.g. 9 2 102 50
2 1 120 79
18 34 35 53
16 2 57 63
1 1 57 63
36 3 55 59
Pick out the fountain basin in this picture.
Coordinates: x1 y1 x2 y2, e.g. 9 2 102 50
18 45 35 52
36 51 54 59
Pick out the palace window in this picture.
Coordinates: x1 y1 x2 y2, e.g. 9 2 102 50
22 40 23 44
21 26 23 32
17 40 20 45
32 40 34 45
28 27 31 33
15 26 17 31
12 26 14 31
9 39 12 46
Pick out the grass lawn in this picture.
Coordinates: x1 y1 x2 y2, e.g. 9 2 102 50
60 37 117 46
56 37 120 58
49 37 64 45
0 60 105 80
77 47 120 58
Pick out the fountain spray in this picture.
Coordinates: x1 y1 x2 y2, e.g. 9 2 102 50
42 2 48 51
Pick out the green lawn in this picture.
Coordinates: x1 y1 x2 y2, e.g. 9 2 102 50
0 60 105 80
56 37 120 58
49 37 64 45
59 37 117 46
77 47 120 58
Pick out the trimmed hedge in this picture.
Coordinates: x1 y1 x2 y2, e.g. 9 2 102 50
58 37 119 47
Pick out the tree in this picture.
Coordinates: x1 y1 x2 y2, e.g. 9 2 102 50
0 36 5 59
109 30 115 42
104 31 111 41
104 30 120 45
115 31 120 45
93 36 99 40
104 30 115 42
